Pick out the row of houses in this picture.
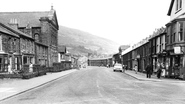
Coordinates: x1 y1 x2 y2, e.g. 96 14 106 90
0 6 78 75
122 0 185 79
88 57 113 67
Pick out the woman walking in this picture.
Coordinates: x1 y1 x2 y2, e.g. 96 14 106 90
134 64 138 74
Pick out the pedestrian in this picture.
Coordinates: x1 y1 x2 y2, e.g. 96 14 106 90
157 64 162 79
134 64 138 74
173 64 179 79
122 64 125 73
125 65 128 70
145 64 152 78
29 62 33 72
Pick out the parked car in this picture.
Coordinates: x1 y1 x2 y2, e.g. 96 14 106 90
113 63 123 72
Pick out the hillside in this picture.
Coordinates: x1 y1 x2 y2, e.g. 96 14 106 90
58 26 121 56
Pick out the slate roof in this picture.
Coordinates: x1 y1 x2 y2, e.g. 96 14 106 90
0 22 32 39
0 11 50 27
0 22 19 37
58 45 67 53
88 57 112 60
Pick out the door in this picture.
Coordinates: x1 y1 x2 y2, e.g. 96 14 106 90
0 57 3 72
8 56 12 73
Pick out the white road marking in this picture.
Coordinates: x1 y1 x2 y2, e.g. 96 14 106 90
96 80 103 97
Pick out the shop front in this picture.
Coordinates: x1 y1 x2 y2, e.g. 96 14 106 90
157 50 167 77
165 47 184 78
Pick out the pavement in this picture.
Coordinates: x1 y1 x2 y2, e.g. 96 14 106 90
0 69 77 101
124 69 185 82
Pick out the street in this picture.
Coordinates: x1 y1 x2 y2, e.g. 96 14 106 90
1 66 185 104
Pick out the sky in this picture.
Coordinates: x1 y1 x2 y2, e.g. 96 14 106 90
0 0 171 46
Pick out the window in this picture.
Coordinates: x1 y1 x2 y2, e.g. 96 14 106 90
23 56 27 65
173 33 176 42
8 37 11 51
178 22 183 41
162 35 165 50
166 26 171 44
0 58 2 72
34 33 39 42
160 37 162 52
166 35 169 44
0 35 2 51
13 39 16 52
176 0 182 11
172 23 176 43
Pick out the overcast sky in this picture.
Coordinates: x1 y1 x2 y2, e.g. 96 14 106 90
0 0 171 46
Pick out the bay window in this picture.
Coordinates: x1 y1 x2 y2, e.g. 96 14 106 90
178 22 183 41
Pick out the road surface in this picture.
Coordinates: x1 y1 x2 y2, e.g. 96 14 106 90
1 66 185 104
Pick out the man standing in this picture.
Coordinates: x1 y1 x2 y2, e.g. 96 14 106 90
174 64 179 79
146 64 152 78
157 63 162 79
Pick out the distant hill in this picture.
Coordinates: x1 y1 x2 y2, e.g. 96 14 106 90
58 26 123 56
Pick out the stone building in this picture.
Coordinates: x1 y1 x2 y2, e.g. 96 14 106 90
0 22 35 73
148 27 166 74
0 6 59 67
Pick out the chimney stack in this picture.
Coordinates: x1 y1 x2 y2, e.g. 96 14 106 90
9 18 18 29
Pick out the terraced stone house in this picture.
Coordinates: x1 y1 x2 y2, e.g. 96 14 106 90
0 6 59 68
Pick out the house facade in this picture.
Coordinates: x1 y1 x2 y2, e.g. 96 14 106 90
0 23 20 72
0 22 35 73
131 38 149 72
0 6 59 67
166 0 185 78
149 27 166 75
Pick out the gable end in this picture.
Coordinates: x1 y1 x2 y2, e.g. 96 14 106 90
167 0 175 16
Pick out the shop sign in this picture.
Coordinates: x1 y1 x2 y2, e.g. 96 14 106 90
174 47 181 54
136 55 140 59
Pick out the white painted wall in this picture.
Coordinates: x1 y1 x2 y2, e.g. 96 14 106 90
170 0 185 21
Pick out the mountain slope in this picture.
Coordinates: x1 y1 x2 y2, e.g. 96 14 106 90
58 26 120 55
